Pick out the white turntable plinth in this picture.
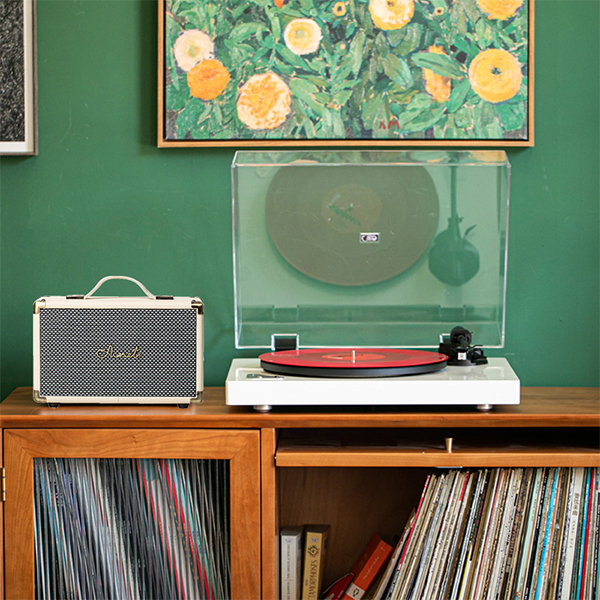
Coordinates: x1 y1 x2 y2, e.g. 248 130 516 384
225 357 520 412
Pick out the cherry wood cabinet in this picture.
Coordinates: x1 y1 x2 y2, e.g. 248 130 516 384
1 386 598 599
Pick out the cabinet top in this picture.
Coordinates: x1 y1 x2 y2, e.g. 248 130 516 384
0 387 598 429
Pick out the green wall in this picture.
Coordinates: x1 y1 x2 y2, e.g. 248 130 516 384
1 0 598 398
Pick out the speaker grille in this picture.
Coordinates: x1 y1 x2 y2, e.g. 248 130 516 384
39 308 197 397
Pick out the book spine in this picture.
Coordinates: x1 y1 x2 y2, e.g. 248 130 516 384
302 528 328 600
281 529 303 600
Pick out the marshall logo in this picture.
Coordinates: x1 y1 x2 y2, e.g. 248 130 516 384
96 345 141 359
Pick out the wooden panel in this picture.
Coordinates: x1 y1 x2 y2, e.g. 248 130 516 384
4 428 261 600
0 430 4 600
276 446 600 468
261 428 278 600
1 387 599 429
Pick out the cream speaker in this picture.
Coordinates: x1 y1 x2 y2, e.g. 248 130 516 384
33 276 203 406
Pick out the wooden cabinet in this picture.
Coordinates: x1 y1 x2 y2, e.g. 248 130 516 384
1 387 598 599
0 390 262 600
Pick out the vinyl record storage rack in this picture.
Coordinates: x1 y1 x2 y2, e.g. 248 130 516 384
0 386 598 599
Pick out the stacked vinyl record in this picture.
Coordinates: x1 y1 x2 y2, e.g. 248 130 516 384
33 457 230 600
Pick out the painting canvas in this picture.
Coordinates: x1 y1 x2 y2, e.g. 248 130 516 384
158 0 532 147
0 0 36 155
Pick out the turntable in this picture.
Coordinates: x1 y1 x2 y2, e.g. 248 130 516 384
226 151 519 412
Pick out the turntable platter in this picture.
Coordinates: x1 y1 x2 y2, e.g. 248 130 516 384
259 348 448 378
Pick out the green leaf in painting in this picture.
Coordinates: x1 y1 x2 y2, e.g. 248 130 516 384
361 93 382 132
447 78 471 113
401 105 446 133
269 13 282 40
229 43 255 65
382 54 413 90
230 22 264 44
331 109 345 137
272 58 296 76
166 78 190 112
454 105 472 129
276 45 311 71
176 101 211 138
411 52 465 78
289 78 324 115
333 88 354 107
474 100 502 137
397 23 424 55
372 100 391 139
474 17 494 49
375 32 390 55
495 101 526 132
349 31 366 76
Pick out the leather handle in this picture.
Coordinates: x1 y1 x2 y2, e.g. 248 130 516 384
84 276 154 299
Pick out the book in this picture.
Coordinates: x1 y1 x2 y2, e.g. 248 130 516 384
321 573 354 600
302 525 329 600
281 527 303 600
341 533 393 600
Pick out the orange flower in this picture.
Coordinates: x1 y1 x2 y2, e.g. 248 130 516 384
237 72 291 130
422 46 451 102
369 0 414 30
476 0 523 20
468 49 522 103
187 59 230 101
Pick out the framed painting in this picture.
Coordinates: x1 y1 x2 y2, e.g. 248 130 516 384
0 0 37 155
158 0 533 147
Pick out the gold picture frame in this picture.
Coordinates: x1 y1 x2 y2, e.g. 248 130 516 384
158 0 533 147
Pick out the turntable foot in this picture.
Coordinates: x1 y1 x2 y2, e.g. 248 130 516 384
254 405 273 413
477 404 493 412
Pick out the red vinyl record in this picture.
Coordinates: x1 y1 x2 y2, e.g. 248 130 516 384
259 348 448 378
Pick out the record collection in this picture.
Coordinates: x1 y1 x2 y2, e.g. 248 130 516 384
33 457 230 600
377 467 599 600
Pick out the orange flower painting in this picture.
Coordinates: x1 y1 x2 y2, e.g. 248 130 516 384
162 0 531 144
468 49 522 103
187 59 230 101
237 72 292 130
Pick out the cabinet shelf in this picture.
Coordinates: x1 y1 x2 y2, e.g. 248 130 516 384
276 445 600 467
1 386 598 599
275 426 600 467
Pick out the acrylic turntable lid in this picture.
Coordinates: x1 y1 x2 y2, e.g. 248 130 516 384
232 151 510 350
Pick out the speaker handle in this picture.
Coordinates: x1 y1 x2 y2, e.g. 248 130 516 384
84 276 155 299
